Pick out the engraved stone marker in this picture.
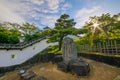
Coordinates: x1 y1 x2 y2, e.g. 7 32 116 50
62 37 77 62
58 36 90 76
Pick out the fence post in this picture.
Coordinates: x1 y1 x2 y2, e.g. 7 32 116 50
98 42 102 53
110 40 113 54
114 40 117 54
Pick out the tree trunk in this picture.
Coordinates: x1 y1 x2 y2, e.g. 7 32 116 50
58 34 64 51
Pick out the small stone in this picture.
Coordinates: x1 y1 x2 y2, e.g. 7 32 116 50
32 76 47 80
113 75 120 80
19 69 26 74
20 71 36 80
40 67 45 71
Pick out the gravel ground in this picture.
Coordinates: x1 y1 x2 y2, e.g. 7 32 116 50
0 58 120 80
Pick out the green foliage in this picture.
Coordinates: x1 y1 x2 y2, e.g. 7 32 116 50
24 31 44 42
11 54 15 59
0 27 20 44
110 29 120 39
48 14 78 50
47 45 61 54
74 35 90 52
0 22 42 43
39 45 61 55
24 34 35 41
0 32 8 43
41 27 52 36
33 32 42 38
22 22 38 35
82 13 120 45
72 28 88 35
20 22 42 41
8 35 19 44
74 39 81 52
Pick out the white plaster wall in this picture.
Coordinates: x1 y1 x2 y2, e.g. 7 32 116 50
0 39 57 67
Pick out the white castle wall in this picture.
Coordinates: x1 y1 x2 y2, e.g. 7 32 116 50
0 39 57 67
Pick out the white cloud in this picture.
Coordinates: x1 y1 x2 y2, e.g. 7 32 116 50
75 6 106 28
29 0 44 5
0 0 71 28
0 0 25 23
22 0 65 14
47 0 59 11
61 2 71 11
76 6 100 19
39 14 59 27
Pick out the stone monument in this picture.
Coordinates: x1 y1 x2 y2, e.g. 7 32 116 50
62 37 77 62
57 37 90 76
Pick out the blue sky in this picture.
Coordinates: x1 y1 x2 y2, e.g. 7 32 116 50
0 0 120 29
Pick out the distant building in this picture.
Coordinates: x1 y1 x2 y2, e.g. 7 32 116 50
43 26 50 30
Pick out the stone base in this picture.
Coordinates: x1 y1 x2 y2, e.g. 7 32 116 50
69 59 90 76
57 58 90 76
57 61 69 72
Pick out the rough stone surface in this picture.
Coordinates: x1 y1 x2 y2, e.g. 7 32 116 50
57 61 69 71
69 59 90 76
57 37 90 76
57 58 90 76
53 55 63 63
62 37 77 62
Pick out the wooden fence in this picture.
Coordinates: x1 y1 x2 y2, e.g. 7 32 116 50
79 40 120 54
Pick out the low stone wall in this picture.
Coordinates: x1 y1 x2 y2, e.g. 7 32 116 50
0 39 57 67
0 53 63 74
79 53 120 67
1 53 120 74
